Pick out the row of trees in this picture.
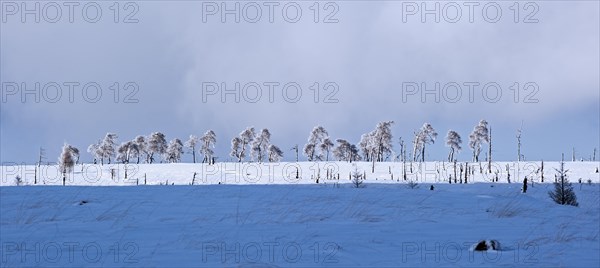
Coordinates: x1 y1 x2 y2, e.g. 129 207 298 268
230 127 284 163
61 120 496 166
301 120 491 165
86 131 217 165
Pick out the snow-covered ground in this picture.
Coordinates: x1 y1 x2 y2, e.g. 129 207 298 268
1 161 599 267
1 161 599 186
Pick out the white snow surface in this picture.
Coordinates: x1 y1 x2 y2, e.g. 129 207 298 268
1 161 599 267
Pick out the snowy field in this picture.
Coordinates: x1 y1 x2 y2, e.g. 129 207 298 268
1 161 599 186
1 161 599 267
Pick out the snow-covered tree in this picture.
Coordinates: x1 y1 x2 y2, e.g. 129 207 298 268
359 132 376 161
99 133 118 164
304 126 330 161
58 143 76 185
117 141 139 164
320 138 334 161
548 156 579 206
230 127 255 162
87 140 102 164
268 144 284 162
230 137 243 161
413 123 437 162
117 142 129 163
251 129 271 163
165 138 184 163
445 130 462 162
469 120 489 162
303 143 316 161
148 132 167 164
333 139 361 162
134 135 148 164
185 135 199 163
372 121 394 162
67 145 80 165
200 130 217 164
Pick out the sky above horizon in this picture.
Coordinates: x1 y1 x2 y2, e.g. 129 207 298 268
1 1 599 164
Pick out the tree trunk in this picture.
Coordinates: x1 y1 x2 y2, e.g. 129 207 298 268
488 127 492 173
541 161 544 182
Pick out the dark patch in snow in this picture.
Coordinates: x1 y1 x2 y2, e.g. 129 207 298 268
473 240 501 251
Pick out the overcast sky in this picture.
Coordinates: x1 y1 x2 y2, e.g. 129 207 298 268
1 1 599 164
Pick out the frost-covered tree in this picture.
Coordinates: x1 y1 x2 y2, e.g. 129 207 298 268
469 120 489 162
67 145 80 165
359 132 376 161
148 132 167 164
373 121 394 162
134 135 148 164
58 143 76 185
445 130 462 162
304 126 330 161
548 156 579 206
99 133 118 164
268 144 284 162
87 140 102 164
303 143 316 161
185 135 199 163
231 127 255 162
165 138 184 163
117 142 129 163
251 129 271 163
333 139 361 162
200 130 217 164
413 123 437 162
320 138 334 161
117 141 139 164
230 137 243 162
359 121 395 162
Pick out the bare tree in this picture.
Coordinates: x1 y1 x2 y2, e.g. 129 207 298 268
488 126 492 173
37 147 46 167
517 123 523 161
291 144 299 162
